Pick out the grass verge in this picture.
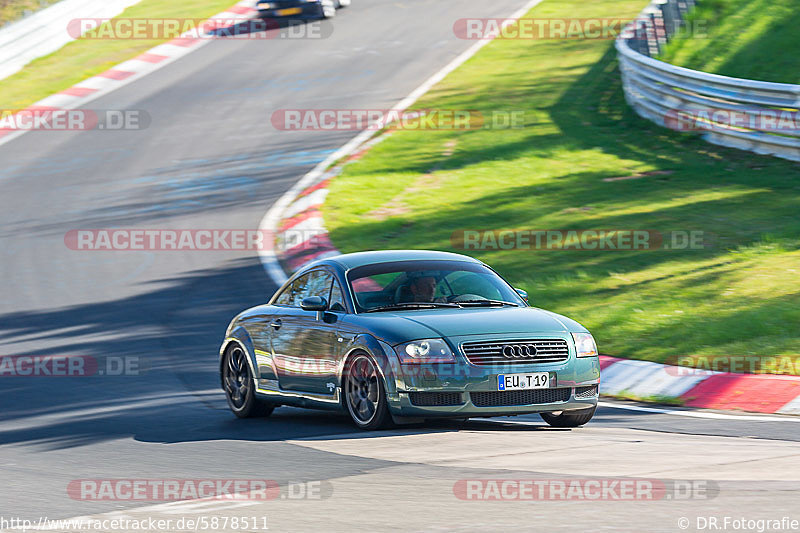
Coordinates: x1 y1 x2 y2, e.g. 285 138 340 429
658 0 799 83
322 0 800 372
0 0 240 110
607 392 686 407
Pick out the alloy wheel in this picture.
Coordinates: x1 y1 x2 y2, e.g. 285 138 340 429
346 355 380 425
224 346 251 410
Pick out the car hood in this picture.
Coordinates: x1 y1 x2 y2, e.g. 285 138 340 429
355 306 587 345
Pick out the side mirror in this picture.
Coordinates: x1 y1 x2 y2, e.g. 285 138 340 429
515 288 529 303
301 296 328 312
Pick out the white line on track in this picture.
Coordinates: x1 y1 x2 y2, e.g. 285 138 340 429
597 400 800 422
457 402 799 426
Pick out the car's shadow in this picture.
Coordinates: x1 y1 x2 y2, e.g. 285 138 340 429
133 405 572 445
0 255 572 451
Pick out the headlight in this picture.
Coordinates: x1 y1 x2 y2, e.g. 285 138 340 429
258 2 275 8
572 332 598 358
394 339 456 364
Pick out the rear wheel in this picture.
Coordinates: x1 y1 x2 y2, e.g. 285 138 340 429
540 406 595 427
344 353 391 430
223 344 274 418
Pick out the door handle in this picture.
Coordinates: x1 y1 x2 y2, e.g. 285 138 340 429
270 319 282 330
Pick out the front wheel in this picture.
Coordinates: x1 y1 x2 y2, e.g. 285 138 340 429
223 344 274 418
344 353 392 430
540 406 596 428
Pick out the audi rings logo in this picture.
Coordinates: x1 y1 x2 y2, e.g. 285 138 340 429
502 344 539 359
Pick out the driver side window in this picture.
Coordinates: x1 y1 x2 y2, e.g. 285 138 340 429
274 270 344 310
274 282 295 306
292 270 332 307
274 271 324 307
328 280 346 312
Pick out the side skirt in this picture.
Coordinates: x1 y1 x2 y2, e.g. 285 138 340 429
255 380 344 411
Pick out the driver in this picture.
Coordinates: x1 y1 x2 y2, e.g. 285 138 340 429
409 275 440 303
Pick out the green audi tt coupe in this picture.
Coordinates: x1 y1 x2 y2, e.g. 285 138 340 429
220 250 600 430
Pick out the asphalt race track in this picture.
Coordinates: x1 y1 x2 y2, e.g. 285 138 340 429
0 1 798 531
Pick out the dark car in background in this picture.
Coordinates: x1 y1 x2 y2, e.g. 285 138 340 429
220 250 600 430
256 0 351 19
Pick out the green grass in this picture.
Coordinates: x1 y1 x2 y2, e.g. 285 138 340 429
0 0 238 110
1 0 61 26
322 0 800 372
658 0 800 83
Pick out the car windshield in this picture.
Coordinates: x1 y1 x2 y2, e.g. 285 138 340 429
347 260 525 312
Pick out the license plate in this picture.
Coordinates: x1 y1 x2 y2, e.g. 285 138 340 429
498 372 551 391
277 7 303 15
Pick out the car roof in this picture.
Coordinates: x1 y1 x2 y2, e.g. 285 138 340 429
308 250 483 271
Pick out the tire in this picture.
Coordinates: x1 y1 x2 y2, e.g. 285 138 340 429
540 406 596 428
344 352 392 430
222 344 274 418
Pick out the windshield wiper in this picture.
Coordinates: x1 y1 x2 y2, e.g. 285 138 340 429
364 302 460 313
455 299 520 307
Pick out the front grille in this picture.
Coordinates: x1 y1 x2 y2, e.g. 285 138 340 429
461 339 570 366
575 385 598 399
409 392 465 407
471 388 571 407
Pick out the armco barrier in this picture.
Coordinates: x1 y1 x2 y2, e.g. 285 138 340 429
0 0 143 81
616 0 800 162
0 0 257 148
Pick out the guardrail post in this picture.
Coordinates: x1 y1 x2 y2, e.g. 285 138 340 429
643 11 659 56
655 0 677 41
646 6 667 53
633 19 649 57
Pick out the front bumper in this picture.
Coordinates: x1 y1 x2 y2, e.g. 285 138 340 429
384 338 601 417
391 387 598 417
